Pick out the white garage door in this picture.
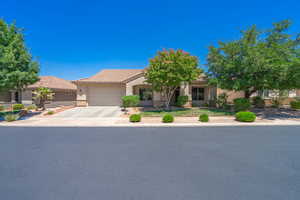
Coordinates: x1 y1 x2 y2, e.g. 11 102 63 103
88 84 125 106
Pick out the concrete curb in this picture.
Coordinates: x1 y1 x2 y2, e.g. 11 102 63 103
1 121 300 127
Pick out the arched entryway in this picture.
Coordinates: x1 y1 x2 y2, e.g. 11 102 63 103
133 85 153 107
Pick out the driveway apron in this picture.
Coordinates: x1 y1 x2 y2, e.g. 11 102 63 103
53 107 122 118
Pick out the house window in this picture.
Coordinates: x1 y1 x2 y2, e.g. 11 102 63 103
192 87 204 101
139 88 152 101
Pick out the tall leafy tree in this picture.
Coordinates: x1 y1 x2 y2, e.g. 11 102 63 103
207 20 300 98
0 19 39 92
145 49 202 109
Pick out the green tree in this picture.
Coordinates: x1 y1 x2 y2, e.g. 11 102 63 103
207 20 300 98
33 87 54 110
0 19 39 92
145 49 202 109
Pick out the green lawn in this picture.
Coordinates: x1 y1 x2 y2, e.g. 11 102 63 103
141 107 234 117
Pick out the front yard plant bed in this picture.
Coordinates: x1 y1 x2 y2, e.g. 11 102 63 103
0 110 29 121
0 110 19 117
199 114 209 122
290 101 300 110
235 111 256 122
12 104 25 111
129 114 141 122
162 114 174 123
141 107 234 117
4 114 20 122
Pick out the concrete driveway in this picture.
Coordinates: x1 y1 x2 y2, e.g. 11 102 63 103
53 106 122 118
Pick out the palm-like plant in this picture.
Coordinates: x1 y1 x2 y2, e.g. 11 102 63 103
33 87 55 110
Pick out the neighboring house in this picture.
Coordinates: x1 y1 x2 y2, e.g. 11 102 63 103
0 76 77 108
256 89 300 105
74 69 222 107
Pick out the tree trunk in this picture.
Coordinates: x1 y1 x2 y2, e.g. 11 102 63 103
244 90 256 99
164 87 177 111
165 94 172 111
245 91 251 99
41 99 46 111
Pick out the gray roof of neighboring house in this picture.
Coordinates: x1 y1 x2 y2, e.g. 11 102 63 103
27 76 77 90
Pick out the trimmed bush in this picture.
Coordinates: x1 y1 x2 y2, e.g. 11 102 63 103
162 114 174 123
199 114 209 122
47 110 54 115
12 104 24 111
26 104 37 111
235 111 256 122
176 95 188 107
290 101 300 110
129 114 141 122
0 105 4 111
4 114 19 122
122 95 140 108
252 96 265 108
233 98 251 112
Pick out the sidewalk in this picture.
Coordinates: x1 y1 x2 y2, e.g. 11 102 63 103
1 116 299 127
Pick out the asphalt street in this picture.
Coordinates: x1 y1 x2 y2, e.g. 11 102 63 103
0 126 299 200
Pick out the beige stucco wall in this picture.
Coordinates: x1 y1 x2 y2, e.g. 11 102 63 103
126 76 163 107
296 90 300 97
217 89 245 103
0 91 11 103
126 76 147 96
53 90 76 101
182 82 213 107
21 89 33 104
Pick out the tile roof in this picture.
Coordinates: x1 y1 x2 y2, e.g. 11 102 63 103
76 69 144 83
27 76 77 90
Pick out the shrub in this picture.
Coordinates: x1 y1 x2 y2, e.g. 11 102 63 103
47 110 54 115
233 98 251 112
199 114 209 122
203 102 209 107
216 93 228 109
252 96 265 108
12 104 24 111
26 104 37 111
129 114 141 122
4 114 19 122
235 111 256 122
290 101 300 110
122 95 140 108
0 105 4 111
162 114 174 123
176 95 188 107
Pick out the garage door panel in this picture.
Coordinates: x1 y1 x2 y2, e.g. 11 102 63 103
88 84 124 106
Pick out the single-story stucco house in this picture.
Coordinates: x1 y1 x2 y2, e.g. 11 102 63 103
74 69 246 107
74 69 300 107
0 76 77 108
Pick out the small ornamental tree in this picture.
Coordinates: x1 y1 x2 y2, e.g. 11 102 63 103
33 87 55 110
145 49 202 109
207 20 300 99
0 19 39 92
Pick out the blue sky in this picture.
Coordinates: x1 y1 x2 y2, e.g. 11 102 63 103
2 0 300 80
